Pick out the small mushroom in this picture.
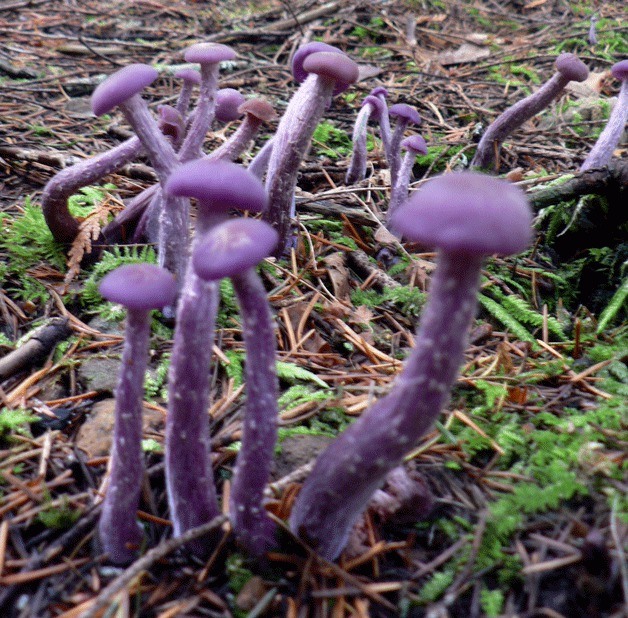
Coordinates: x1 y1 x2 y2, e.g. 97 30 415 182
263 43 359 255
208 98 276 163
387 134 428 221
193 218 279 555
178 43 236 162
173 67 201 120
388 103 422 186
470 53 589 170
289 172 532 559
163 160 268 554
97 264 176 564
580 59 628 171
214 88 246 123
345 92 389 184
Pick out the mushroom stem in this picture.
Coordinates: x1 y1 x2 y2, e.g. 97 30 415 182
289 251 483 559
345 104 372 184
248 138 274 179
580 68 628 171
264 73 335 255
98 309 150 564
229 268 279 555
42 136 142 244
165 269 222 553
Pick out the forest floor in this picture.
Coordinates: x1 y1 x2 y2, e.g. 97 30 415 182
0 0 626 616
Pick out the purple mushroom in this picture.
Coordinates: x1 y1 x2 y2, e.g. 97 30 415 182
580 59 628 171
263 43 359 255
345 92 389 184
214 88 246 123
470 53 589 170
387 134 428 221
192 217 279 555
163 160 268 555
178 43 236 163
289 172 532 559
208 98 276 163
388 103 421 186
97 264 176 564
91 63 189 289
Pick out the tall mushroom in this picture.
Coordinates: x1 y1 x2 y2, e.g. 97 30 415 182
192 218 279 555
163 160 268 554
388 103 421 186
470 53 589 170
580 59 628 171
263 42 359 255
289 171 532 559
97 264 176 564
387 134 428 221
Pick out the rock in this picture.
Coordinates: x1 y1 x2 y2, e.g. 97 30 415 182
77 356 121 393
75 398 164 458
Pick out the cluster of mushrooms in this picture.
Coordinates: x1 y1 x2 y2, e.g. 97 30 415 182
41 40 627 564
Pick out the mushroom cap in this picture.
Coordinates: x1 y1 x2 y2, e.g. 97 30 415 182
215 88 246 122
361 94 387 121
99 263 176 311
301 51 359 96
389 171 532 256
401 134 428 155
91 64 158 117
165 159 268 214
184 42 236 65
174 68 201 84
555 53 589 82
238 98 277 122
369 86 389 98
291 42 344 84
389 103 421 125
193 218 279 281
611 59 628 81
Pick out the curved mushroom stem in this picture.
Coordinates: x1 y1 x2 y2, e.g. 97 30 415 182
206 113 266 163
580 79 628 171
229 269 279 555
289 251 483 559
42 136 142 244
263 73 335 256
248 138 274 180
99 309 150 564
388 149 417 221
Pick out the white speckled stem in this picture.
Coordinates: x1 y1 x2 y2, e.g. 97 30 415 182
98 310 150 565
263 73 334 256
387 149 416 221
345 104 372 184
580 82 628 171
164 211 227 556
42 136 142 244
229 269 279 555
178 64 220 162
470 72 570 170
289 251 483 559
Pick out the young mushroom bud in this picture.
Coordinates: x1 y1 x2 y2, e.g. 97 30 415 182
470 53 589 170
388 103 421 186
97 264 177 564
387 134 428 221
289 172 532 559
264 43 359 255
214 88 246 123
580 59 628 171
193 218 279 555
163 160 268 554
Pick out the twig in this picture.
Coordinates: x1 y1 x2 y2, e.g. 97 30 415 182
78 515 228 618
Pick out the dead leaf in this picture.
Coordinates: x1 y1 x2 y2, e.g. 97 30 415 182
349 305 375 326
322 252 351 301
438 43 490 66
374 226 399 245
